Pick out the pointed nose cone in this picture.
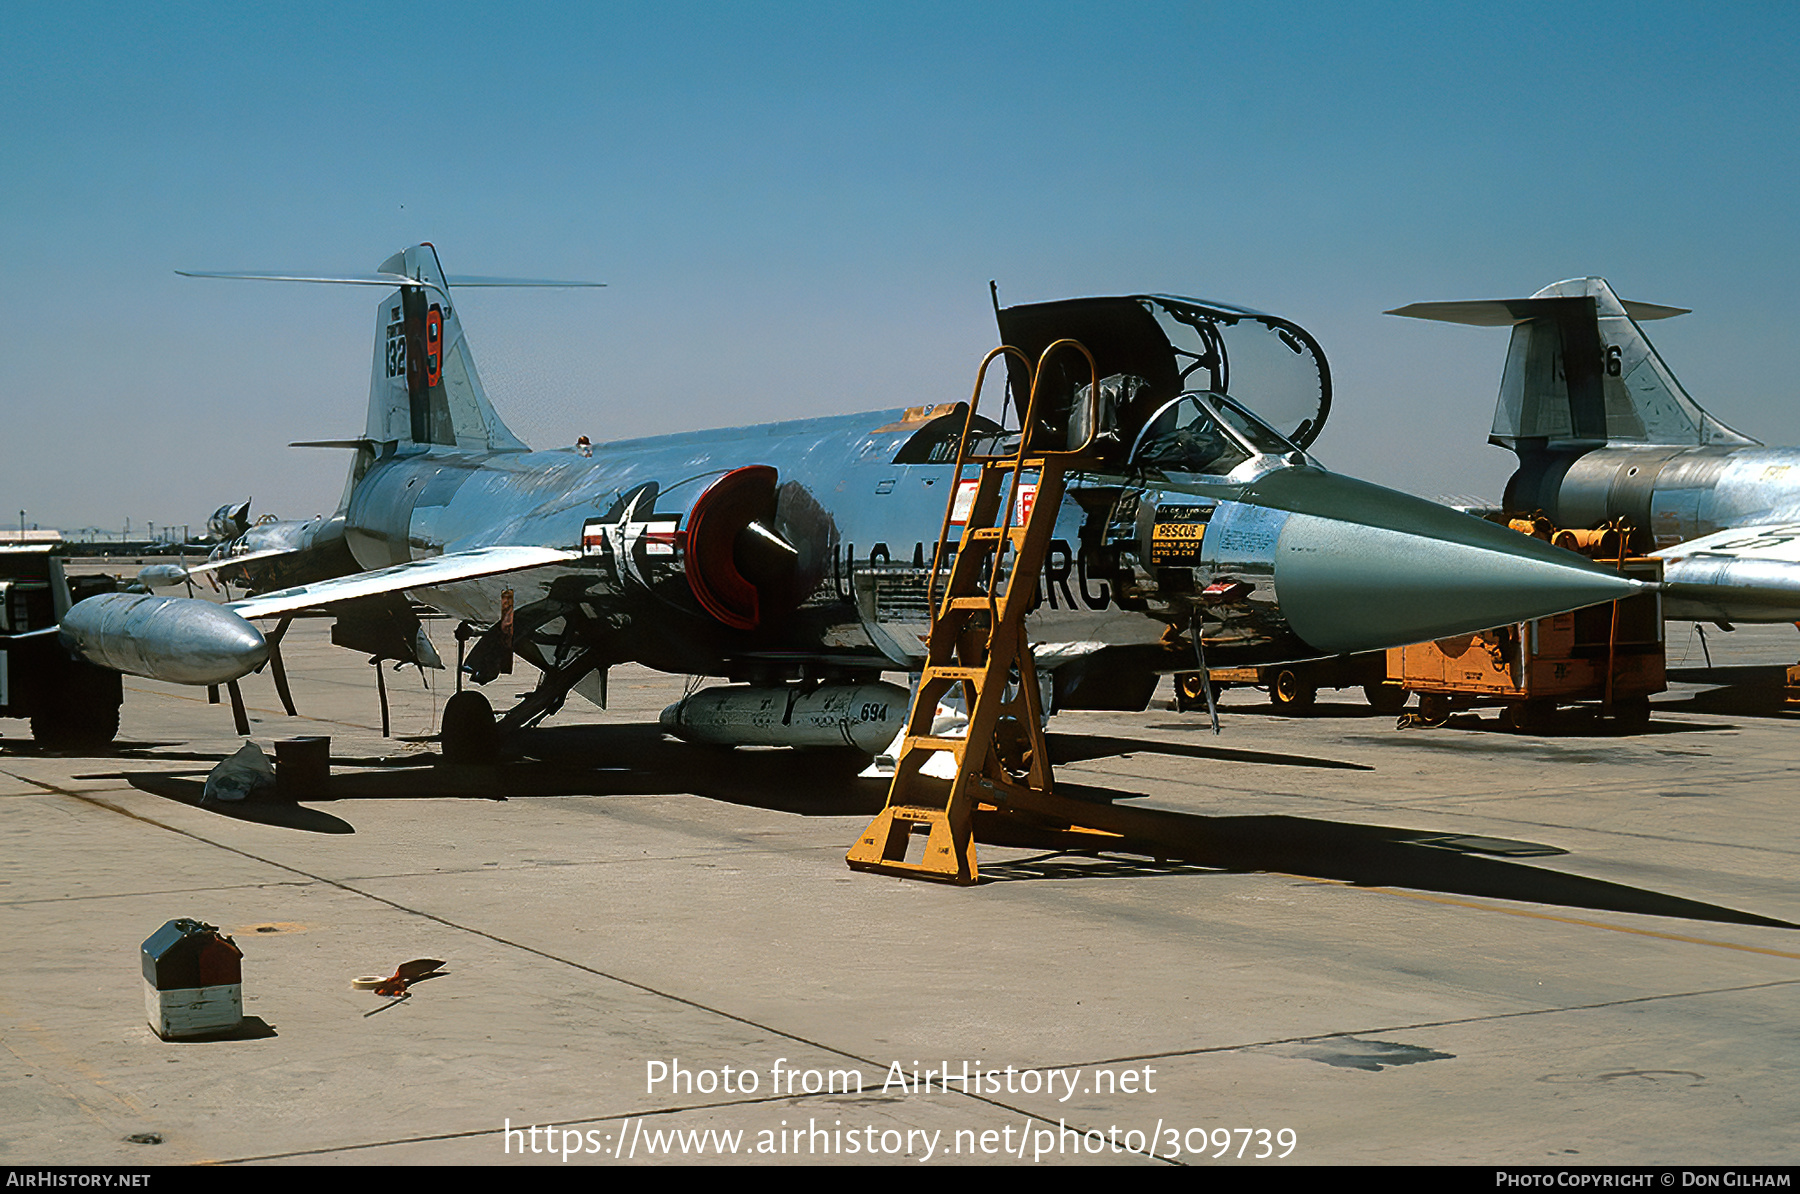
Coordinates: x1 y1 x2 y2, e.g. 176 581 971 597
1247 470 1650 655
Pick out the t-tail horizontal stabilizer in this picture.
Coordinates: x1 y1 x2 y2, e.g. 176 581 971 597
181 245 604 456
1389 278 1755 452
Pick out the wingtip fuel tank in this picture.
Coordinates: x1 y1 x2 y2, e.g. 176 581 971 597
60 594 268 686
135 564 191 590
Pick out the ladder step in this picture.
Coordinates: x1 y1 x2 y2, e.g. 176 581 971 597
944 596 994 611
845 805 977 884
924 665 987 683
886 804 949 820
903 735 969 753
964 455 1047 468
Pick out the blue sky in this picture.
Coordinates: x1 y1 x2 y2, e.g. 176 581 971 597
3 2 1796 533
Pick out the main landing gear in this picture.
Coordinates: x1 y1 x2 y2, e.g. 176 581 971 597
437 619 604 764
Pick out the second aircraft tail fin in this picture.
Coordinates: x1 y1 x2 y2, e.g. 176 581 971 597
1389 277 1757 453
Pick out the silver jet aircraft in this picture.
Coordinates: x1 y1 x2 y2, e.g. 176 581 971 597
62 246 1646 759
187 503 358 594
134 503 356 599
1392 278 1800 625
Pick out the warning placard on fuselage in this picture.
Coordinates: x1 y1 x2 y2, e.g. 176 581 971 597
1149 504 1212 566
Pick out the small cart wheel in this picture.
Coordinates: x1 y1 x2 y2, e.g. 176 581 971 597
1174 671 1218 713
1415 693 1451 725
1269 669 1317 714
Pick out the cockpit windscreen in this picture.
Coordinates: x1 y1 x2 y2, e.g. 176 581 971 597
1142 297 1330 451
1130 391 1302 478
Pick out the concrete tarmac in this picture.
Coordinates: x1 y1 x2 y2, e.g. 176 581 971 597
2 610 1796 1167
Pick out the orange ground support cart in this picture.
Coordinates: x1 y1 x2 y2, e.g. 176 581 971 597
1387 555 1663 732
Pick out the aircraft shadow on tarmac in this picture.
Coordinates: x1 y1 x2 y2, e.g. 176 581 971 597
1163 708 1738 738
1047 733 1373 771
1662 664 1800 718
102 724 1795 931
112 724 883 821
1174 701 1400 722
1375 713 1733 741
977 791 1796 930
118 774 359 834
105 725 1362 820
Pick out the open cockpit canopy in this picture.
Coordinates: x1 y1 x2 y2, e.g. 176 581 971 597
994 295 1331 459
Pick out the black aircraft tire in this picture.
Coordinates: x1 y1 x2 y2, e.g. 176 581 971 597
441 691 499 763
1269 670 1316 714
1363 682 1409 715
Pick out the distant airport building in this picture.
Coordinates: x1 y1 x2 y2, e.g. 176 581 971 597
0 530 63 546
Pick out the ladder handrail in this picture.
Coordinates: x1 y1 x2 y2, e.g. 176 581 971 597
983 338 1100 603
925 345 1032 616
924 339 1101 617
1022 337 1103 461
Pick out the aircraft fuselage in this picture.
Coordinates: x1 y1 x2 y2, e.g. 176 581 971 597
92 254 1644 710
338 407 1265 683
330 402 1651 692
1513 443 1800 549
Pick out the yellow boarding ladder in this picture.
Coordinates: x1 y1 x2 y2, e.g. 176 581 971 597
846 339 1107 884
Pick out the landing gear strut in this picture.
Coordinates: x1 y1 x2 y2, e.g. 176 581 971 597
437 646 605 763
495 647 603 734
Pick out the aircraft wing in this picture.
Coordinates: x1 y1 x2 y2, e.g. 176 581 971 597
1654 523 1800 623
182 547 298 577
225 546 580 620
1656 524 1800 565
1388 297 1692 325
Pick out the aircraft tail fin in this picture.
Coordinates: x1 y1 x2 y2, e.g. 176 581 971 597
181 244 600 453
1389 277 1757 452
367 245 529 452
